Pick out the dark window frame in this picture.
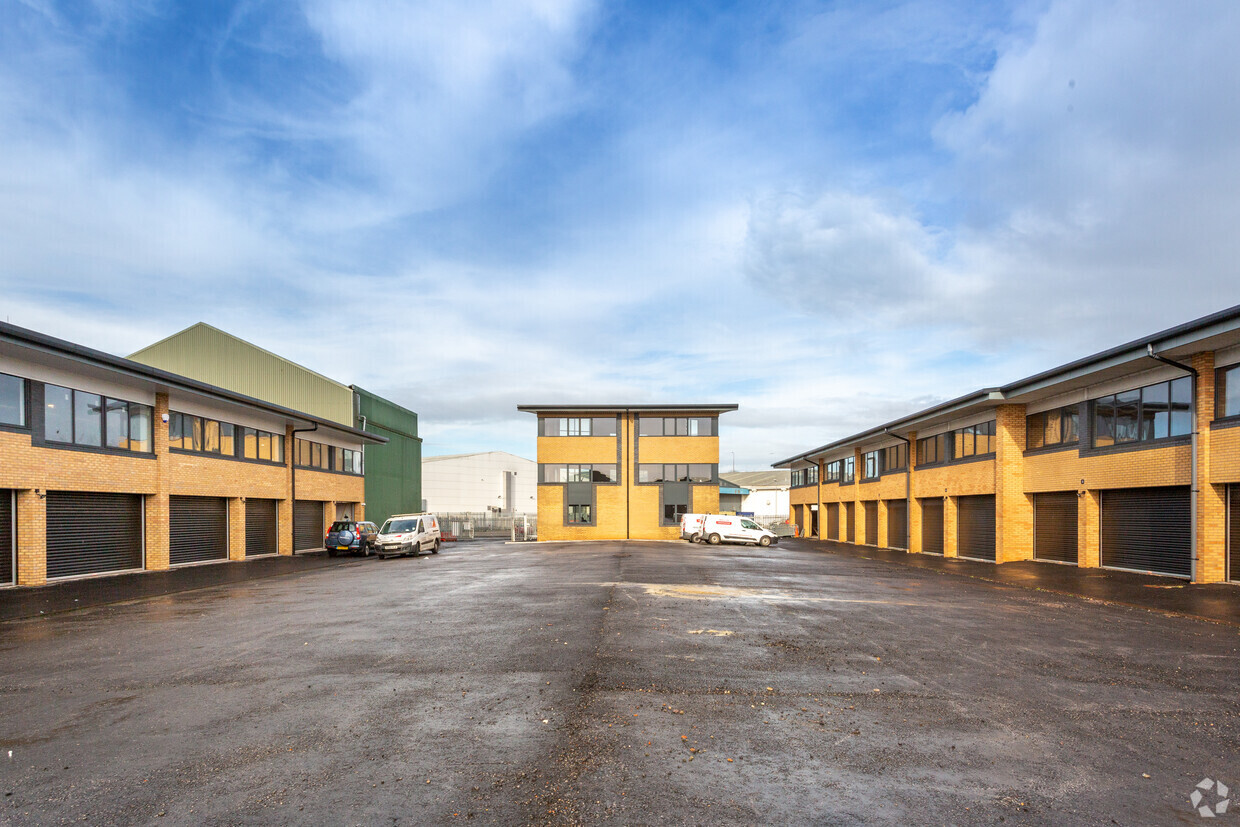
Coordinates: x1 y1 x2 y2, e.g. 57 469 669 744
45 384 153 455
1090 376 1192 449
840 456 855 485
0 371 29 431
1216 364 1240 422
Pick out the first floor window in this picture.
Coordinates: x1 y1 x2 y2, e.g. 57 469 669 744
44 385 73 442
0 372 25 427
862 451 880 480
1093 376 1190 447
1219 364 1240 419
841 456 855 483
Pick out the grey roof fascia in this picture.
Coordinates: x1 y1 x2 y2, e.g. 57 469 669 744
0 321 388 444
518 404 739 413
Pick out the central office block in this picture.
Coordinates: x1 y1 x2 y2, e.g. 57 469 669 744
517 405 738 541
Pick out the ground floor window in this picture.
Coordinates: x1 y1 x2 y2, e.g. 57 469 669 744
566 484 594 525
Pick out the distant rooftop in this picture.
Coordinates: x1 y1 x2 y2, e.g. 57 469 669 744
720 470 792 489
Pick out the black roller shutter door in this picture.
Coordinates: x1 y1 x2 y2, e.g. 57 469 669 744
1034 492 1078 564
245 499 279 557
827 504 839 540
864 502 878 546
887 499 907 549
1101 487 1190 577
169 496 228 565
294 500 324 551
845 503 855 543
958 495 996 561
47 492 143 579
921 498 944 555
1230 486 1240 583
0 490 12 585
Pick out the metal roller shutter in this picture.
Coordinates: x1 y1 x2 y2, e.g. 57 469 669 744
294 500 324 551
245 499 279 558
827 503 839 540
1230 485 1240 583
169 496 228 565
864 502 878 546
47 492 143 579
1034 492 1078 564
921 498 944 555
886 499 907 549
958 495 996 561
1 489 12 585
845 502 855 543
1101 487 1190 578
810 506 818 538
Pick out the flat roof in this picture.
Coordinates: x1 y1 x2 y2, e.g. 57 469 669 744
0 321 387 444
774 303 1240 468
518 404 739 413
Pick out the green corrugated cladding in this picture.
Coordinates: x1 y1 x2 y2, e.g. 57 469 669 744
129 323 355 425
355 386 422 525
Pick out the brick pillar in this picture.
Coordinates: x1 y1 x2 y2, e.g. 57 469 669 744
1079 489 1100 567
1192 352 1225 582
16 489 46 586
876 499 888 548
944 496 959 557
228 498 246 561
280 424 295 555
145 392 171 571
995 404 1033 564
907 431 921 553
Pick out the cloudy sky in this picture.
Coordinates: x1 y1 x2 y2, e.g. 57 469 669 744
2 0 1238 468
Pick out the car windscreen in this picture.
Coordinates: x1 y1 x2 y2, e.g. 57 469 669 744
381 518 419 534
329 521 354 532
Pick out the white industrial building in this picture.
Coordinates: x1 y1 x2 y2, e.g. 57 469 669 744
720 470 791 519
421 451 537 515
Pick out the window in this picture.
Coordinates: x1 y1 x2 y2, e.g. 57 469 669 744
1219 364 1240 419
662 490 690 525
917 433 948 466
295 438 333 470
1027 404 1080 450
567 491 592 524
638 464 713 483
171 412 237 456
791 469 804 487
953 420 995 459
825 461 841 483
841 456 855 484
806 465 818 485
242 427 284 462
882 443 907 473
339 449 364 475
1092 376 1191 448
45 385 151 453
541 464 618 483
541 417 617 437
862 451 880 480
219 423 235 455
0 372 26 427
637 416 714 437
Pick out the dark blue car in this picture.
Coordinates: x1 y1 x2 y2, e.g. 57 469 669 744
325 520 378 557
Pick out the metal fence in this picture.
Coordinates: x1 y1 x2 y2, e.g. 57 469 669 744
436 512 538 541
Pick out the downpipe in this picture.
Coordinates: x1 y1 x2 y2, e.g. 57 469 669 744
1147 344 1199 581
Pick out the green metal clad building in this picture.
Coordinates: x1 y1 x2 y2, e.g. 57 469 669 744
130 323 421 524
353 386 422 525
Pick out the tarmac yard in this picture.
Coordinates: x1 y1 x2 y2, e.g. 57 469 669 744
1 540 1238 826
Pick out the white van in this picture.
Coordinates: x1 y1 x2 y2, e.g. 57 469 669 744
679 513 707 542
375 513 441 559
699 515 778 548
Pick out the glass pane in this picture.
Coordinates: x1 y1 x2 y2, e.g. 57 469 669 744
1042 410 1060 446
204 419 220 453
1170 375 1192 406
675 418 688 436
1142 382 1169 440
591 465 616 483
243 428 257 458
958 426 974 458
129 406 151 452
168 412 183 450
1226 366 1240 417
272 434 283 463
74 392 102 446
591 417 617 437
44 385 72 442
693 417 713 437
1062 407 1079 444
0 373 24 426
1094 396 1115 447
220 422 235 456
689 464 712 482
258 433 271 460
105 398 128 449
190 416 203 451
1169 376 1192 437
1114 389 1139 443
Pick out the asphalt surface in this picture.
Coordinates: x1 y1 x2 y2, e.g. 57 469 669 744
2 539 1238 825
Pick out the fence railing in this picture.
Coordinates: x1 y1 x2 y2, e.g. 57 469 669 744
435 512 538 541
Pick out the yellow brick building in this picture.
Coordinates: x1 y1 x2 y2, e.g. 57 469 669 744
0 322 386 587
778 306 1240 584
518 405 737 540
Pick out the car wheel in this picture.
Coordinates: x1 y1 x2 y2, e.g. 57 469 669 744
758 536 771 547
708 533 721 545
689 533 701 544
431 540 440 554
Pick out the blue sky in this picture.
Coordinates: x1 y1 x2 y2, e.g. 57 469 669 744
2 0 1239 468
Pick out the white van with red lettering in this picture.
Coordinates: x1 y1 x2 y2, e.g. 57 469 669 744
699 515 778 547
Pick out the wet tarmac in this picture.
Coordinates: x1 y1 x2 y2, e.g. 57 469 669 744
2 539 1238 825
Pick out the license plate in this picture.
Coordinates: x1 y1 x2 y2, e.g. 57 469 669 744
337 546 349 550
